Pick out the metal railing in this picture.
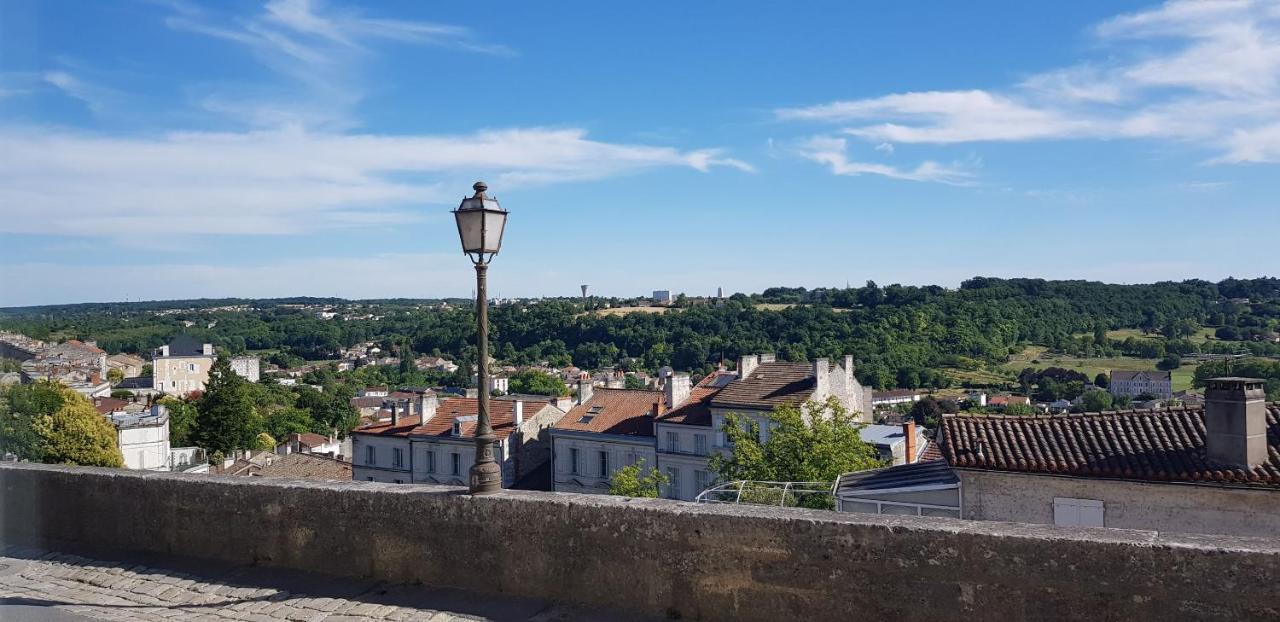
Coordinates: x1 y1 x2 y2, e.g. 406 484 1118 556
694 480 835 509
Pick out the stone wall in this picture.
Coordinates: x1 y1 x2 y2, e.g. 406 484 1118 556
959 468 1280 537
2 463 1279 621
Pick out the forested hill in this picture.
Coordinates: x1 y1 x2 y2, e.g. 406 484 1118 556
2 277 1278 390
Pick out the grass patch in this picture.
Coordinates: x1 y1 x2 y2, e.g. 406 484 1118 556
1000 355 1198 392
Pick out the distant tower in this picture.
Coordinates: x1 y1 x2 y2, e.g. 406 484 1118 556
581 284 589 298
717 286 723 298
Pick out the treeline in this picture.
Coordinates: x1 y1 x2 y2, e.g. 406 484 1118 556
2 277 1277 391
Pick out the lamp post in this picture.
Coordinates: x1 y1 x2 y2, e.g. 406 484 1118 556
453 181 508 494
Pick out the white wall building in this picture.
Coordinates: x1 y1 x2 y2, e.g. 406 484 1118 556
351 395 564 486
107 404 172 471
153 335 215 396
230 356 261 383
1109 370 1173 399
551 383 664 495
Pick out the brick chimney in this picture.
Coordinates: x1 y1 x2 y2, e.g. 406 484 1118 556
902 421 917 465
1204 377 1268 469
666 373 691 409
738 354 759 380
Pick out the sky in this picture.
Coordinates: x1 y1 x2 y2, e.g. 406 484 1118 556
1 0 1279 306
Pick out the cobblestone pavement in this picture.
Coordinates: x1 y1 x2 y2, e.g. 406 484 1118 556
0 548 656 622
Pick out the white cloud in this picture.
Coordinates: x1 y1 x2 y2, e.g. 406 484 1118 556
776 0 1280 171
794 136 973 185
0 126 749 237
42 71 122 115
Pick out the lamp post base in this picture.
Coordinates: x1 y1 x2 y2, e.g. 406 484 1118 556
469 461 502 494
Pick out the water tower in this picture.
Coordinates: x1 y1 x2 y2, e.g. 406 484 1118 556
580 284 589 298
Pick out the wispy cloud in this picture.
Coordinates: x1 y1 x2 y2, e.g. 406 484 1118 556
161 0 512 129
793 136 973 185
777 0 1280 178
0 126 750 237
42 71 123 114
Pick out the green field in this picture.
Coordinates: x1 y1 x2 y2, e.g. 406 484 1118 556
999 355 1198 392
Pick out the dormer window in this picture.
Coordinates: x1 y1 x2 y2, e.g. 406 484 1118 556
452 420 462 436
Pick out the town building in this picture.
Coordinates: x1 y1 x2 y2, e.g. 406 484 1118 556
870 389 921 408
987 394 1031 409
836 377 1280 538
230 356 261 383
551 384 665 495
652 290 674 305
1109 370 1173 399
653 354 871 501
277 432 342 458
153 335 215 396
105 353 146 378
96 401 171 471
18 339 108 387
350 396 565 486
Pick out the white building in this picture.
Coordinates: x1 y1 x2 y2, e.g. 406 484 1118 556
871 389 921 408
1109 370 1173 399
654 354 871 501
351 395 565 486
230 356 261 383
551 383 665 495
278 432 342 458
652 290 674 305
106 404 172 471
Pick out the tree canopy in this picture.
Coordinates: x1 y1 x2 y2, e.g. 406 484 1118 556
608 459 668 498
0 382 122 467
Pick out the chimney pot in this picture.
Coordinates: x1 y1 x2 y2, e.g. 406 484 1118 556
1204 377 1268 469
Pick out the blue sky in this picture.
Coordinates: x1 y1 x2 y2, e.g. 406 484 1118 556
2 0 1278 306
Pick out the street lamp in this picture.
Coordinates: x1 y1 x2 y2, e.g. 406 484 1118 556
453 181 508 494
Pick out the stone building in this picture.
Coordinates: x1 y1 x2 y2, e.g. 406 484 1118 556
106 353 146 378
153 335 215 396
550 384 665 495
350 395 565 486
837 377 1280 538
1109 370 1173 399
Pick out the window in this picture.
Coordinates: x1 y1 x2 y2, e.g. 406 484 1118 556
694 470 709 494
366 477 375 482
451 453 460 476
1053 497 1104 528
392 448 403 468
569 447 579 474
394 479 404 484
425 450 436 473
666 431 679 453
598 450 609 477
666 467 681 499
365 445 376 466
694 434 707 454
188 363 196 372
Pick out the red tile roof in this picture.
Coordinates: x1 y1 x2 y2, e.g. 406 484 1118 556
92 397 129 415
709 362 814 410
941 405 1280 487
657 371 736 427
352 398 527 442
554 388 664 437
293 433 331 448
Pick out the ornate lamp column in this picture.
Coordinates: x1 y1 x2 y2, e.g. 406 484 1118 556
452 181 508 494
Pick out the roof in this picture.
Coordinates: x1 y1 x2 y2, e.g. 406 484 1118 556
92 397 129 415
1111 370 1172 382
254 453 351 481
352 398 536 442
858 424 914 448
836 460 958 496
941 406 1280 487
657 371 736 427
116 377 154 390
107 353 145 366
709 362 815 410
293 433 331 448
988 395 1030 406
164 334 206 357
350 396 385 408
554 388 664 437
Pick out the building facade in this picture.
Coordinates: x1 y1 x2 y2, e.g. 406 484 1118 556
551 384 664 495
351 396 565 486
1109 370 1173 399
230 356 261 383
153 335 215 396
105 404 172 471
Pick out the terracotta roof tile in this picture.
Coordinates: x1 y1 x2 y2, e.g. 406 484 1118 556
554 388 663 437
941 405 1280 487
709 362 815 410
657 371 736 427
352 398 530 442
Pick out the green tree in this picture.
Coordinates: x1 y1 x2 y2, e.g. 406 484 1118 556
195 355 263 453
1157 354 1182 371
1081 390 1114 412
254 432 277 451
507 369 570 397
32 386 123 467
160 396 199 446
1094 373 1109 389
140 363 153 378
1003 403 1039 416
608 459 668 497
106 368 124 385
623 375 647 390
709 397 883 509
264 406 315 440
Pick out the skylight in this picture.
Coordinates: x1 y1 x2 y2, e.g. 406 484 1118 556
578 415 595 424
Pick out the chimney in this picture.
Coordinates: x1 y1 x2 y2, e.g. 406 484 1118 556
391 401 400 426
202 344 214 356
902 421 917 465
652 400 663 418
843 355 855 387
738 354 759 380
554 395 574 412
418 393 438 422
813 358 830 398
759 353 776 363
1204 377 1268 469
514 401 524 427
577 379 593 405
666 373 691 410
